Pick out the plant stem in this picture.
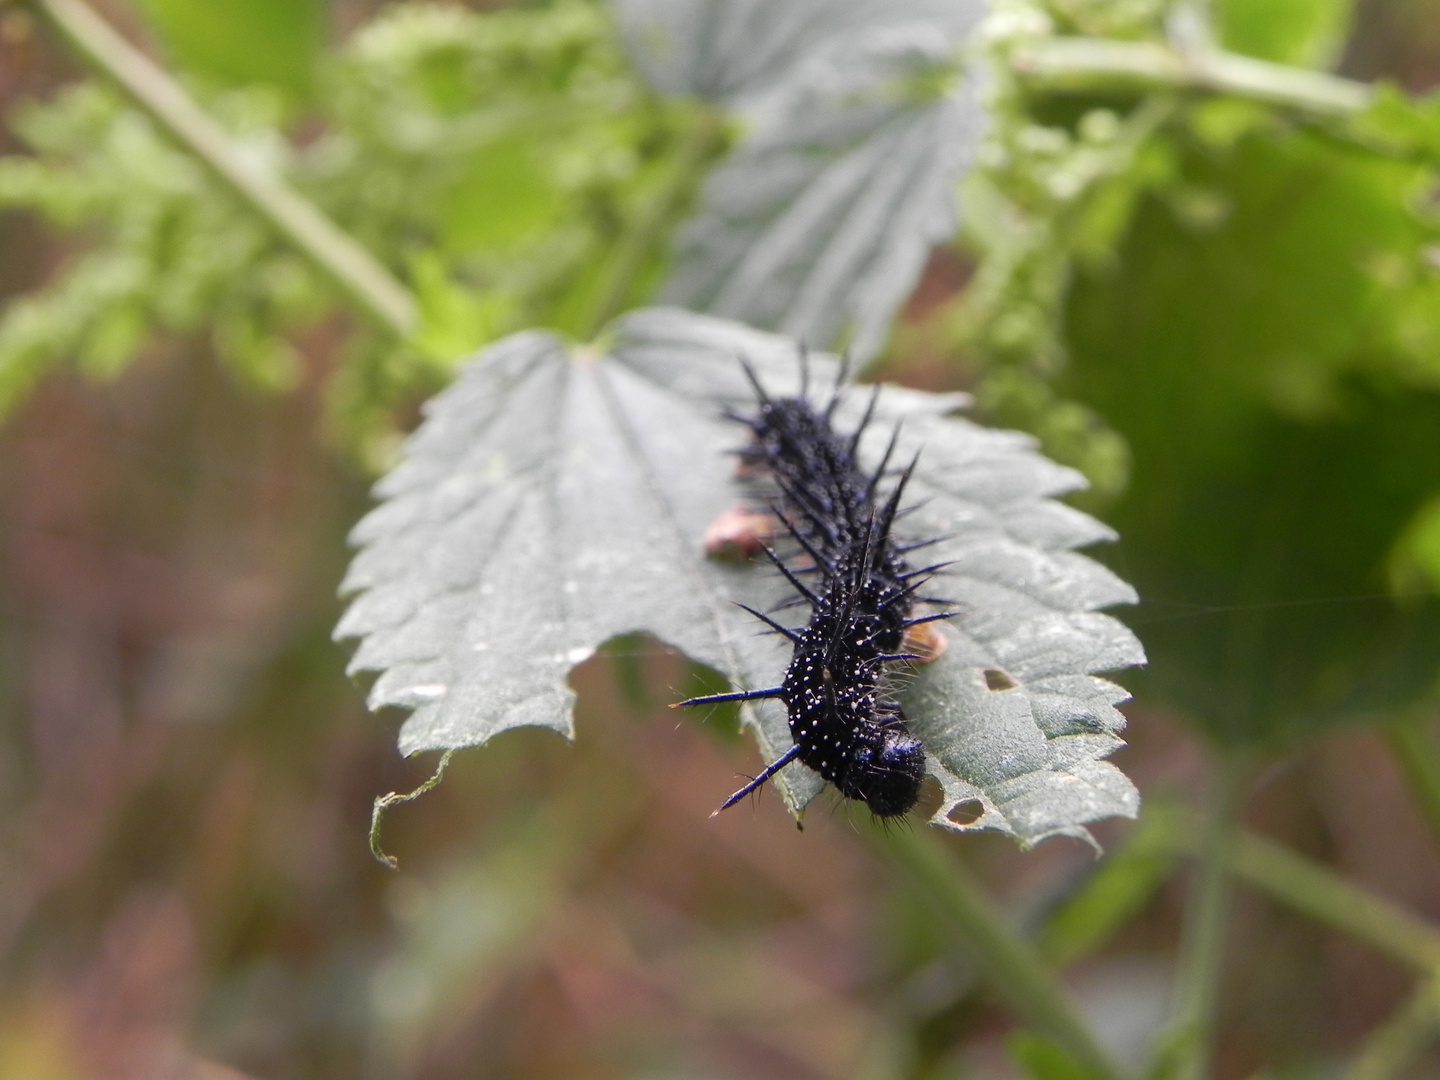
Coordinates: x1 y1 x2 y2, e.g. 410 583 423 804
582 109 726 338
874 825 1120 1080
1384 713 1440 853
27 0 418 338
1012 38 1373 117
1161 753 1247 1080
370 750 453 870
1346 975 1440 1080
1227 831 1440 974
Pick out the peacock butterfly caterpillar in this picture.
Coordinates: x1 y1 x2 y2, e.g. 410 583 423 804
674 357 955 819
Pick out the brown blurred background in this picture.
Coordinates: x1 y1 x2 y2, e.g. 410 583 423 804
2 3 1440 1079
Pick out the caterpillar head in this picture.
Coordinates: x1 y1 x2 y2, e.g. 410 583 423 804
852 727 926 817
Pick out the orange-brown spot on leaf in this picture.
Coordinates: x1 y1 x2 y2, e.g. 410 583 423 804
903 621 949 664
702 505 779 560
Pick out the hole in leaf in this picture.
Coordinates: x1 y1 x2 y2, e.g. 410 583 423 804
947 799 984 826
916 775 946 817
984 668 1017 691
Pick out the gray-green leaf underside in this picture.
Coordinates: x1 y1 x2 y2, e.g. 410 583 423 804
612 0 980 104
336 308 1143 846
632 1 987 362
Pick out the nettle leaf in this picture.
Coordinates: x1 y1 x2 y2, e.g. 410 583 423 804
612 0 977 104
336 308 1142 845
628 0 987 361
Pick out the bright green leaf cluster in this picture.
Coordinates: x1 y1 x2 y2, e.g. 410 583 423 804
952 0 1183 502
312 1 716 346
0 0 716 462
0 83 324 411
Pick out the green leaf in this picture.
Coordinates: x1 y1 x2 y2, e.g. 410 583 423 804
1216 0 1353 69
1387 495 1440 597
134 0 325 99
647 2 987 360
336 308 1142 844
614 0 977 103
436 136 566 256
1349 84 1440 163
409 252 518 365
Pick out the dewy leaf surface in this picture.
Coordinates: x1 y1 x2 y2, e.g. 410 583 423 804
628 0 987 362
337 308 1143 844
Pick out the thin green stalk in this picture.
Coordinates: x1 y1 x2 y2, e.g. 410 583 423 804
1012 38 1373 117
874 825 1120 1080
1156 754 1247 1080
1384 715 1440 852
27 0 418 338
1345 975 1440 1080
582 109 726 337
1227 831 1440 974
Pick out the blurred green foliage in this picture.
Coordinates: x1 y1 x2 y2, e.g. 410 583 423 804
1037 799 1185 966
958 0 1440 748
135 0 326 99
1217 0 1352 67
0 0 715 464
1063 110 1440 747
0 84 325 400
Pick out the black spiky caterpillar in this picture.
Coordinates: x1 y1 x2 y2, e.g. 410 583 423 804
675 361 954 818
